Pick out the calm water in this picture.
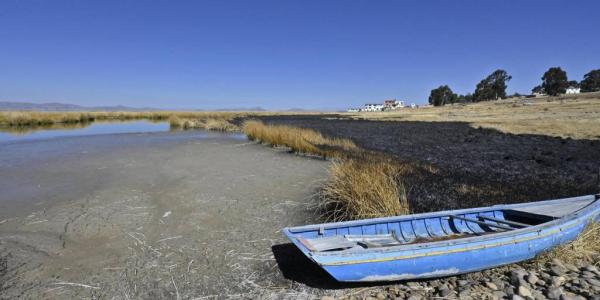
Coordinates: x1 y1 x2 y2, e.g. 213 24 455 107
0 120 171 143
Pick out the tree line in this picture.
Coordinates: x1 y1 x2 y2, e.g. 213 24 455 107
428 68 600 106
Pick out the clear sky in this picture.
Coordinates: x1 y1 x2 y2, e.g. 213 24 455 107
1 1 599 110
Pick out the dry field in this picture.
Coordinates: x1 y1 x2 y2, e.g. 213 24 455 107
346 92 600 140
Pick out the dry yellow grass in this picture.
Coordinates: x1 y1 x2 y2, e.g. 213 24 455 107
346 92 600 140
242 120 358 158
0 111 171 127
320 158 410 221
534 222 600 266
169 115 238 131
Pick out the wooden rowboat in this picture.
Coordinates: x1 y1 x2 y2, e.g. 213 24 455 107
283 195 600 282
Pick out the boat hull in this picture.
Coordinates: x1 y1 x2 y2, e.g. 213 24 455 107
320 217 590 282
284 195 600 282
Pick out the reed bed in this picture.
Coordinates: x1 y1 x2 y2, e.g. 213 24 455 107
169 115 238 131
0 111 170 127
242 120 357 158
0 111 252 133
320 158 410 221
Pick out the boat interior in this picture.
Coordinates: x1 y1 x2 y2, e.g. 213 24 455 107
292 209 558 253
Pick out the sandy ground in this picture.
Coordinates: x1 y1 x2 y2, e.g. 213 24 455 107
0 131 330 298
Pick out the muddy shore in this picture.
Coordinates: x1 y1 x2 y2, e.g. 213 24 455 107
0 131 330 298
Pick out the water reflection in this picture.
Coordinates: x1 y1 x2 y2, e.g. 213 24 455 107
1 122 93 135
0 121 170 143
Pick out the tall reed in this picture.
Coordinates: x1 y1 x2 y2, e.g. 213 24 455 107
242 120 357 158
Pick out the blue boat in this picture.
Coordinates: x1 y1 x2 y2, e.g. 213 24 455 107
283 194 600 282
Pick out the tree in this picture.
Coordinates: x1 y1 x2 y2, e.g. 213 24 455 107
457 93 473 103
473 69 512 102
580 69 600 92
567 80 579 88
532 85 544 94
541 67 568 96
428 85 457 106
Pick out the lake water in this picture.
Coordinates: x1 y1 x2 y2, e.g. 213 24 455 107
0 120 171 143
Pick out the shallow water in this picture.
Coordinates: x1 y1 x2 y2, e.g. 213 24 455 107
0 120 171 143
0 127 328 298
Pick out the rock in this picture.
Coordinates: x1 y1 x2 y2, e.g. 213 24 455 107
406 296 421 300
551 276 566 286
584 264 599 273
559 294 576 300
512 295 525 300
540 271 552 281
504 286 515 297
458 289 471 297
485 282 499 290
493 279 506 290
517 285 532 297
321 297 335 300
518 285 532 297
550 265 567 276
438 284 451 297
428 280 440 288
527 273 539 285
552 259 565 267
587 278 600 287
458 280 470 287
582 271 595 278
546 287 564 300
375 292 386 300
511 270 529 286
563 263 579 273
492 290 507 299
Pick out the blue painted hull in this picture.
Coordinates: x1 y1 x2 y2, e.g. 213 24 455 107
284 195 600 282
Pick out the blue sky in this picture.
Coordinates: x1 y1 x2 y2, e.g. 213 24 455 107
1 1 599 110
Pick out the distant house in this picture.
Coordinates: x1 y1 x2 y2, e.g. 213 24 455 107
566 86 581 94
532 92 546 97
363 103 384 112
383 99 404 110
410 103 417 109
347 108 360 113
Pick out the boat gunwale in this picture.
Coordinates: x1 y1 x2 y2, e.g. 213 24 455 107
284 195 600 260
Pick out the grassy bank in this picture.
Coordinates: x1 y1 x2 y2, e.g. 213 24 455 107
347 93 600 140
242 120 358 158
169 115 238 131
0 111 253 133
242 120 411 220
0 111 170 127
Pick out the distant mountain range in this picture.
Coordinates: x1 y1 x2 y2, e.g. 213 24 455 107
0 101 162 112
0 101 345 112
0 101 271 112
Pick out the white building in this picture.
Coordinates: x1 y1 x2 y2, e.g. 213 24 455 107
383 99 404 110
410 103 417 109
566 87 581 94
363 103 384 112
347 108 360 113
